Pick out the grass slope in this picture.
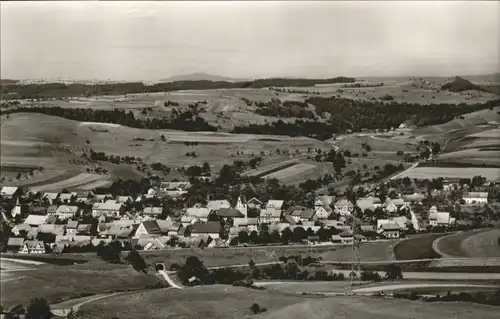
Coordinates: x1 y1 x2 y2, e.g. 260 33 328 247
76 285 313 319
394 234 444 260
76 285 500 319
0 262 163 308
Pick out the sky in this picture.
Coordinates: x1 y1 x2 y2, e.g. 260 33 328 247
1 1 499 81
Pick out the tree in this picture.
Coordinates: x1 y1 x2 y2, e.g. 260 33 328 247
238 230 249 244
26 298 51 319
126 250 148 273
6 304 25 319
97 241 122 264
250 303 261 314
202 162 211 174
178 256 208 285
385 264 403 280
249 231 260 244
281 228 292 245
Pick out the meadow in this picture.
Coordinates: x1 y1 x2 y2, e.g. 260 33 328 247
397 166 500 181
75 285 500 319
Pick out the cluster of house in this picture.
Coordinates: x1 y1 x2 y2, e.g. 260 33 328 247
0 183 491 254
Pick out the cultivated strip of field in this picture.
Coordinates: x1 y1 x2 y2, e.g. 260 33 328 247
398 166 500 181
76 179 113 190
241 159 300 177
262 163 316 180
468 128 500 138
30 173 107 192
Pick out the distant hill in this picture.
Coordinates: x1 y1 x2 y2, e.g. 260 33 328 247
159 73 250 83
441 76 485 92
0 79 19 86
461 73 500 84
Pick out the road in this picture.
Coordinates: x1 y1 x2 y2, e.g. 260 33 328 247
351 283 500 294
432 232 461 258
51 291 139 317
321 257 500 267
157 270 183 289
332 270 500 281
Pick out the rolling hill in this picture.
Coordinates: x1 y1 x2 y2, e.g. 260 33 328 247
159 73 250 82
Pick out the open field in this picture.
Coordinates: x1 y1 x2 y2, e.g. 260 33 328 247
0 262 163 308
131 245 339 269
75 284 500 319
321 240 398 262
436 149 500 166
461 229 500 258
434 230 489 258
30 173 109 192
397 166 500 181
0 113 329 190
394 234 444 260
76 285 315 319
263 163 316 180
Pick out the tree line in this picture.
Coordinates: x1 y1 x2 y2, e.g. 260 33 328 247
1 106 217 132
1 77 355 100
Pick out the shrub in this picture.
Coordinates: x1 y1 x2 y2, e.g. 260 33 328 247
361 270 382 282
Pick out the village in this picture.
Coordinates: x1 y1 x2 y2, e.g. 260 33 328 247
1 174 497 256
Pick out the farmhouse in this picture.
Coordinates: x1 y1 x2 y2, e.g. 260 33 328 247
233 218 259 232
299 209 316 222
92 202 124 218
134 220 162 237
463 192 488 204
1 186 21 198
181 215 199 226
356 197 375 213
191 222 221 239
66 220 79 237
247 197 263 209
266 199 284 210
6 237 25 252
259 208 281 224
186 205 212 222
207 199 231 211
115 196 133 205
216 208 244 218
160 181 191 197
11 223 32 236
55 205 80 220
143 206 163 216
315 206 331 220
334 199 354 216
379 224 400 239
43 192 59 204
429 211 454 227
24 214 49 227
19 240 46 254
59 193 75 203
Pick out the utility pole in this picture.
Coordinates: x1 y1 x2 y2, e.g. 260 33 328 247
347 186 362 293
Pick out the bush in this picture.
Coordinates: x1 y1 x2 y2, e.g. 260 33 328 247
361 270 382 282
250 303 267 315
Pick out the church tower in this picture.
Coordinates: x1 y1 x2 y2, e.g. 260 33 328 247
11 198 21 218
236 195 247 218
